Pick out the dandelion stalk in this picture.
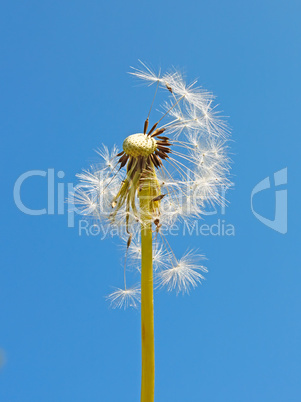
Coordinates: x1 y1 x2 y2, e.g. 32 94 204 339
139 179 155 401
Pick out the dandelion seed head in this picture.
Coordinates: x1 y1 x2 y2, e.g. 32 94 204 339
73 63 231 234
72 63 232 301
123 133 157 157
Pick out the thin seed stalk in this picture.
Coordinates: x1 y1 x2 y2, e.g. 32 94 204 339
139 177 155 402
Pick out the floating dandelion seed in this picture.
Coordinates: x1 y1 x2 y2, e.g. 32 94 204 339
106 287 141 309
158 250 208 295
71 61 232 402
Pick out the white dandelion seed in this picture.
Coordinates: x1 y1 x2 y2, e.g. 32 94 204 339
106 286 141 309
69 186 98 216
126 235 172 272
74 167 122 219
129 61 162 85
158 250 208 295
95 144 120 170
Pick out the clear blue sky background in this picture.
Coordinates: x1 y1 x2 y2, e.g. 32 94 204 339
1 1 300 401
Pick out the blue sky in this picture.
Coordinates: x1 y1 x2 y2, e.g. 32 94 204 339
1 0 300 401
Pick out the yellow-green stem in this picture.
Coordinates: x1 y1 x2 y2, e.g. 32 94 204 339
140 181 155 402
